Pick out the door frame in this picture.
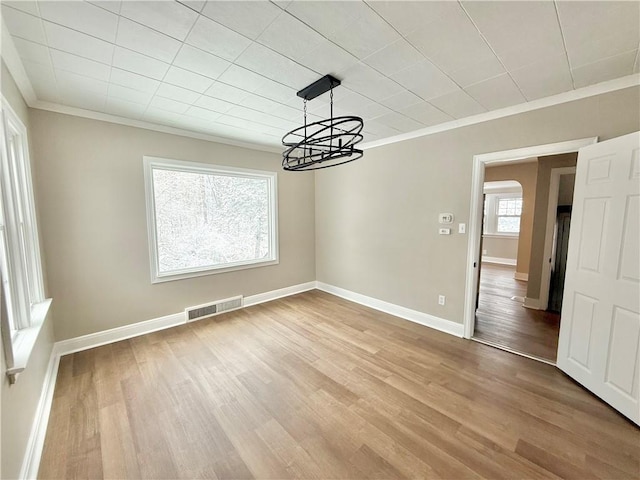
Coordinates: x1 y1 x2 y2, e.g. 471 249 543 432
463 137 598 339
537 166 577 311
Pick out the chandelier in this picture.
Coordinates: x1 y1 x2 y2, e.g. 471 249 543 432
282 75 364 171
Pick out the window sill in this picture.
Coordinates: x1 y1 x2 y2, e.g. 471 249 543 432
482 233 519 239
6 298 52 384
152 258 279 284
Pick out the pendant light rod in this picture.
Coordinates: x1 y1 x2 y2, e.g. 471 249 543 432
296 75 341 101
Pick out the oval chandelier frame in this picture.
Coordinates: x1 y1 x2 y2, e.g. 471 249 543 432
282 75 364 171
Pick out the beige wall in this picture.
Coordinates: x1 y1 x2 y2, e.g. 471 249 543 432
30 110 316 340
527 152 578 301
1 62 55 480
482 236 518 262
315 86 640 325
558 173 576 206
484 162 538 274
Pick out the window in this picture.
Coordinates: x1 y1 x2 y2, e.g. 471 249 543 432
144 157 278 283
496 197 523 233
1 97 50 383
483 193 523 236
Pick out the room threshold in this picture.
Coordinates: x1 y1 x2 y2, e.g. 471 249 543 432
471 336 556 366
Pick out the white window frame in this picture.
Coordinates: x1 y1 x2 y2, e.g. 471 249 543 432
143 156 279 283
1 96 51 384
483 192 523 237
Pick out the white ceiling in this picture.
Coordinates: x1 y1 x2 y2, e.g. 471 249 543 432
2 1 639 149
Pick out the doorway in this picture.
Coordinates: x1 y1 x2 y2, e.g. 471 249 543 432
463 138 598 363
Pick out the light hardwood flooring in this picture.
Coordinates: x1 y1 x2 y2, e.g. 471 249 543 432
39 290 638 479
474 263 560 362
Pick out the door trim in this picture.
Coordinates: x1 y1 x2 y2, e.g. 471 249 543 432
538 166 576 311
463 137 598 339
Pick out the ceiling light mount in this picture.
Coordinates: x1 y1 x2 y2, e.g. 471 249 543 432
282 74 364 171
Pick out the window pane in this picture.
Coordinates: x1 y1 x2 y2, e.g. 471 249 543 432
497 216 520 233
497 197 523 216
152 169 270 274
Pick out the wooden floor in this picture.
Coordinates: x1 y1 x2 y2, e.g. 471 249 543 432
39 290 638 479
474 263 560 362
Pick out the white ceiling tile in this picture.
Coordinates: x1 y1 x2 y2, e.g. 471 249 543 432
60 90 106 111
205 80 251 103
44 22 114 65
429 89 486 119
367 1 457 36
379 90 423 111
150 96 190 114
12 37 50 66
112 47 170 80
253 79 297 104
119 0 198 41
177 1 206 13
462 1 561 56
1 5 46 43
3 1 39 16
363 119 402 137
572 50 638 88
510 54 574 100
116 17 182 63
464 74 526 110
285 1 366 38
104 97 147 119
374 112 424 132
56 69 109 95
399 102 453 126
557 2 640 51
39 1 118 42
358 101 393 121
88 1 122 15
444 55 505 88
201 1 282 39
340 62 405 101
302 40 359 77
172 44 231 80
406 5 496 73
257 11 324 62
184 105 221 122
238 94 283 114
50 50 111 81
363 39 424 77
567 28 640 69
235 43 318 89
226 105 277 125
21 59 59 102
329 7 400 60
144 106 181 123
164 66 214 93
390 60 458 100
108 83 154 105
194 95 235 114
156 83 200 104
271 103 301 121
110 68 160 92
185 15 252 62
497 36 566 72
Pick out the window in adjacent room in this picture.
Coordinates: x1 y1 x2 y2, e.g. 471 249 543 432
1 96 51 383
143 157 278 283
483 193 523 236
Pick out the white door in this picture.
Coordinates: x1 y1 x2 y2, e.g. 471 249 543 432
557 131 640 424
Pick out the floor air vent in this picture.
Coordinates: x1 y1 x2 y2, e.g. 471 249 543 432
185 295 243 322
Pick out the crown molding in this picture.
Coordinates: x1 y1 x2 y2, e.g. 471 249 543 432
30 100 283 154
361 73 640 150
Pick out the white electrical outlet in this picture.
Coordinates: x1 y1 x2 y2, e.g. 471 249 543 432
438 295 445 306
458 223 466 234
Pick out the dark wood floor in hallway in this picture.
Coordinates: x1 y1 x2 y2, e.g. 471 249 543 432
474 262 560 362
39 290 638 479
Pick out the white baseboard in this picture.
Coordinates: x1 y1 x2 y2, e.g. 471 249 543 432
316 282 464 338
524 297 544 310
244 281 316 307
514 272 529 281
482 256 517 266
18 346 60 480
55 281 317 357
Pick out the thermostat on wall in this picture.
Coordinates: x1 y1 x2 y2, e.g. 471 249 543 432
439 213 454 224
